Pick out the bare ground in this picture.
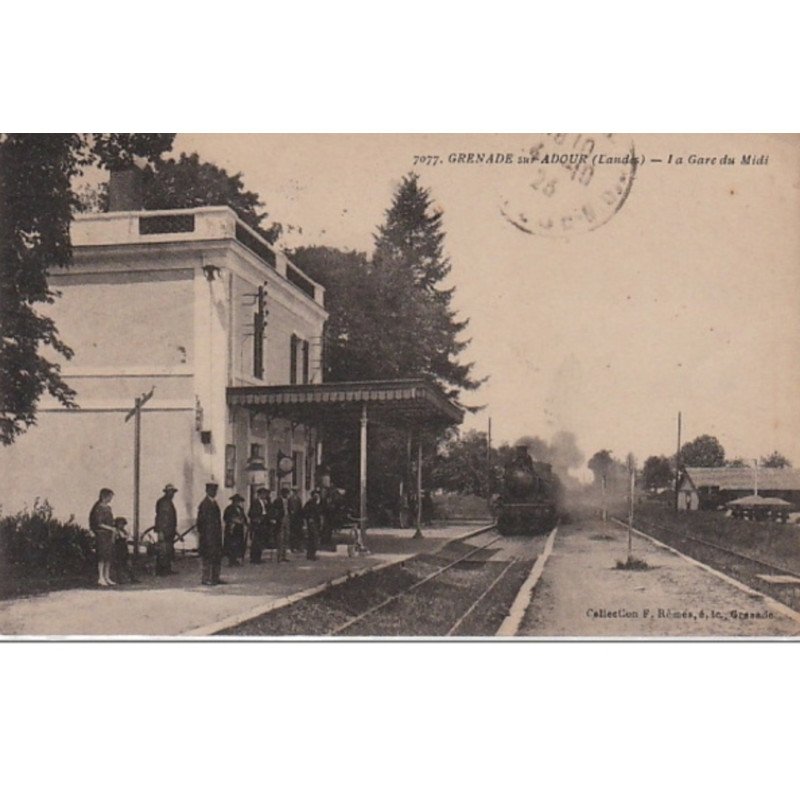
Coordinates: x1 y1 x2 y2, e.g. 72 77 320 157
518 519 800 637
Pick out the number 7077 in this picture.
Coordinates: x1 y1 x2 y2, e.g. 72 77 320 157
412 155 441 166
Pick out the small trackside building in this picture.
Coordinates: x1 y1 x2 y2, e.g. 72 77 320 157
677 467 800 511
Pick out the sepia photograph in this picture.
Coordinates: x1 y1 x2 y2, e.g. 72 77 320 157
5 6 800 800
2 132 799 639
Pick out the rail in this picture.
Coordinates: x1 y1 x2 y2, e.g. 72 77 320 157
330 532 502 634
638 518 800 581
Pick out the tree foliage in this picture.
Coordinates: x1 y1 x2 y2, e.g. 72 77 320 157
587 449 614 485
726 457 748 467
141 153 281 243
291 246 384 382
642 455 673 489
679 434 726 467
291 175 483 518
292 176 483 401
0 133 174 445
761 451 792 468
431 429 491 496
372 173 483 401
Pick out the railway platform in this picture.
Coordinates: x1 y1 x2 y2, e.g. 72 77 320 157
517 518 800 637
0 523 490 637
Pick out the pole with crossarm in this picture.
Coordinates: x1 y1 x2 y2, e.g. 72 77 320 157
125 387 155 565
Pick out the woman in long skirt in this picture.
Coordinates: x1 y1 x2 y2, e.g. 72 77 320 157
223 494 248 566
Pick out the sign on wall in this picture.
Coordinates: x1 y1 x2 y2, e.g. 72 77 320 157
225 444 236 488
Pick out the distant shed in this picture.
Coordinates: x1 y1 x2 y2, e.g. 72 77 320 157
677 467 800 511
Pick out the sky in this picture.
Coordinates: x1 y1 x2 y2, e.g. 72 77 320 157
174 133 800 477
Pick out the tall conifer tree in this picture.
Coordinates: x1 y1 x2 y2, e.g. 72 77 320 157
372 173 483 402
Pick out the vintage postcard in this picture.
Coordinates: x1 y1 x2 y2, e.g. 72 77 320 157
1 132 798 638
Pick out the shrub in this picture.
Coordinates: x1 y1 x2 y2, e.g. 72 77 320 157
0 499 95 577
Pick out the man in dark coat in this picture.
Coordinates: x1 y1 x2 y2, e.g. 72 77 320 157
320 486 343 552
270 487 291 562
288 488 304 552
303 490 323 561
248 487 271 564
223 494 247 566
154 483 179 575
197 482 224 586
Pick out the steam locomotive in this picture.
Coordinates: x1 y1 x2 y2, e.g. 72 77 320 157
495 446 562 535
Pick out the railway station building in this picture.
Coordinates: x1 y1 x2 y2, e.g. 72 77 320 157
0 175 462 541
677 467 800 511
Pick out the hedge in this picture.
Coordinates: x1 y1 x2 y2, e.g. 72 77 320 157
0 499 95 578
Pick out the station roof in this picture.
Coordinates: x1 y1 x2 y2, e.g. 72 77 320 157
227 378 464 428
683 467 800 491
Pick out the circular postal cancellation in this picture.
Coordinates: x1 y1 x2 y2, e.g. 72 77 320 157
500 133 637 237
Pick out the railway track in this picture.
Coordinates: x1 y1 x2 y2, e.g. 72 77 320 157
627 518 800 611
220 527 544 637
331 532 510 636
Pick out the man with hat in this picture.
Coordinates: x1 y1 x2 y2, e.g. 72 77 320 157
197 481 224 586
154 483 179 576
223 493 248 567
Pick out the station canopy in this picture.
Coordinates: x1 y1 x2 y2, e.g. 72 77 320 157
226 378 464 428
726 495 792 507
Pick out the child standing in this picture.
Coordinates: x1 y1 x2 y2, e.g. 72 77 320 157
111 517 140 584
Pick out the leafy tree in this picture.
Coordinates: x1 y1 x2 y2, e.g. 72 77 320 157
761 451 792 468
291 246 386 381
141 153 281 243
587 449 614 487
431 429 491 496
680 434 726 467
642 455 673 489
0 133 173 445
726 457 748 467
292 176 483 520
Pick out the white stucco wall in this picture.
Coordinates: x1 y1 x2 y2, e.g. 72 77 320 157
0 209 328 526
0 406 198 531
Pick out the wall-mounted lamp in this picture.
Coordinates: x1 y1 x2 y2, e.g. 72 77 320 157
203 264 221 282
200 430 212 444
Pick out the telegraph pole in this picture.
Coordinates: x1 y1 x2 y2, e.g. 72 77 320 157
674 411 682 513
125 387 155 564
627 454 636 560
487 416 493 502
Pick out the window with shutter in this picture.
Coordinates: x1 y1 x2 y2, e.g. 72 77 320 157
290 334 298 384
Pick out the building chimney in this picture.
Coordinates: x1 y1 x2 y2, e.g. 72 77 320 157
107 167 144 212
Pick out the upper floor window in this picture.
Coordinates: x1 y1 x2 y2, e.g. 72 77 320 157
290 334 311 385
290 334 299 385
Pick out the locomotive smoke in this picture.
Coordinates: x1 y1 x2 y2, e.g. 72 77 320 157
514 430 583 485
512 430 587 520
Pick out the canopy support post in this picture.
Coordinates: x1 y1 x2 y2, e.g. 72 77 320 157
413 430 423 539
358 402 368 550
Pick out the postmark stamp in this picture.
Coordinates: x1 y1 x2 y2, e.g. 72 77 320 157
500 133 637 237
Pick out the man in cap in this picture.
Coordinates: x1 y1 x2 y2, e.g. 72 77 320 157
197 481 224 586
154 483 179 576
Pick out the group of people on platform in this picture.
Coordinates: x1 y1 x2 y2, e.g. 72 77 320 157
88 480 346 588
196 481 344 586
